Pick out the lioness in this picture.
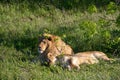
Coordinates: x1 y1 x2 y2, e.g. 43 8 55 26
46 51 112 70
47 53 98 70
37 33 74 64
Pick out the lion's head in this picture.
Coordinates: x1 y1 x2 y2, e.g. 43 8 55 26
38 34 53 54
38 33 61 54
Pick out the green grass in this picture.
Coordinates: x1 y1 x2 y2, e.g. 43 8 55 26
0 46 120 80
0 1 120 80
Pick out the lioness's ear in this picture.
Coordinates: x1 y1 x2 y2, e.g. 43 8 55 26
48 53 53 57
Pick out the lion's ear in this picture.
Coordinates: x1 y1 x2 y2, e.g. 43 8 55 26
48 35 58 42
43 33 53 41
48 37 52 41
43 33 59 42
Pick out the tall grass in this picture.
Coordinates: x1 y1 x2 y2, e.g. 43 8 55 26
0 1 120 80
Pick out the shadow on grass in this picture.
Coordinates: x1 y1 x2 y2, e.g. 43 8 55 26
0 0 115 11
0 28 44 56
0 25 119 60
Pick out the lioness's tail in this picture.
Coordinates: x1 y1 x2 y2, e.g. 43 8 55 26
103 57 116 61
111 58 120 61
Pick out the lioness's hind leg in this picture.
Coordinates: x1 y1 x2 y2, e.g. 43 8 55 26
76 65 80 70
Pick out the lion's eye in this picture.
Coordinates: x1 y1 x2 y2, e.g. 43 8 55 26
43 41 46 44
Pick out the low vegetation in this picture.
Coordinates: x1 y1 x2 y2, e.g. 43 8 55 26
0 0 120 80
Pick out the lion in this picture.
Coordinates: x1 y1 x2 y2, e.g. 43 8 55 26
37 33 74 64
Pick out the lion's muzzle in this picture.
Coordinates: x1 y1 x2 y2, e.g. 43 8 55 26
38 47 44 54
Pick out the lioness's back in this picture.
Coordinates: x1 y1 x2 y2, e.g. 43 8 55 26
75 51 110 61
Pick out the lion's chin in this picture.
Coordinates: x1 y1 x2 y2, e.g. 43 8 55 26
38 50 44 54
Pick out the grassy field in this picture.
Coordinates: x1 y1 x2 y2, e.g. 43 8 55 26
0 1 120 80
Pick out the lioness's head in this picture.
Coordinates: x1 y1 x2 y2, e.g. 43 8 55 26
47 53 57 65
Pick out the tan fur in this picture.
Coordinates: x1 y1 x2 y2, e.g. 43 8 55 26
48 51 111 70
75 51 111 61
47 52 57 65
68 55 99 70
37 33 74 64
62 51 112 70
56 54 98 70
